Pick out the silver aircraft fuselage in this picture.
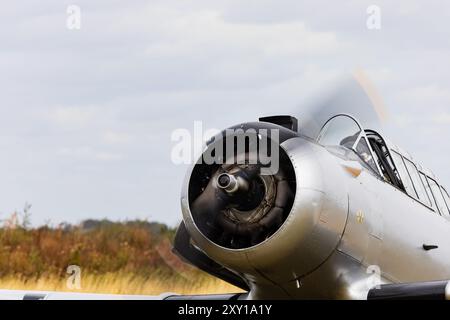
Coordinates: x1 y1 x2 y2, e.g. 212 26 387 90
180 130 450 299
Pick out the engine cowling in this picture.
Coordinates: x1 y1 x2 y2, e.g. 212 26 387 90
179 121 349 289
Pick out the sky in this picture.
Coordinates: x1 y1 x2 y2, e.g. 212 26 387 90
0 1 449 227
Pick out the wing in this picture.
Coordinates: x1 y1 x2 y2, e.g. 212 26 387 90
0 290 170 300
0 289 243 300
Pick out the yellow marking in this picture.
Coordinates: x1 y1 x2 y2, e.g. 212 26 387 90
356 210 365 224
342 163 362 178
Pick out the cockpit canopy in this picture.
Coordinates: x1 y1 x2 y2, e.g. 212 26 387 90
317 114 450 218
317 114 379 174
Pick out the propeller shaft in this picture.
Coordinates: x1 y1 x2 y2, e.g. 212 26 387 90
217 173 248 194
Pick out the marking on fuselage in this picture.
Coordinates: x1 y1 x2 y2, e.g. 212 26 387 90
342 162 363 178
356 210 365 224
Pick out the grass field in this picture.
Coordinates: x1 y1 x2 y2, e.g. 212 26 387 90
0 215 242 296
0 273 241 295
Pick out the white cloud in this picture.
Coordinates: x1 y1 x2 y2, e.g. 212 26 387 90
48 106 96 127
57 146 92 157
432 113 450 125
1 1 450 226
144 10 340 58
102 131 134 145
58 146 124 162
94 152 124 162
397 85 450 107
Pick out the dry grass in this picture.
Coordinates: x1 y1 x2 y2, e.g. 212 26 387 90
0 218 243 296
0 272 242 295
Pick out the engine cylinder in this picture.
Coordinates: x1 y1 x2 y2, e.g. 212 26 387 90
187 123 297 249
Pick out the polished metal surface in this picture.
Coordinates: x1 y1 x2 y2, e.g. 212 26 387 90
1 115 449 300
179 117 450 299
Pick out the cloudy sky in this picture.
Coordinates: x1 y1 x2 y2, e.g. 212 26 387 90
0 1 449 226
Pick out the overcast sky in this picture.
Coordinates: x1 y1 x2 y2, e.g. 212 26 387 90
0 1 449 226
